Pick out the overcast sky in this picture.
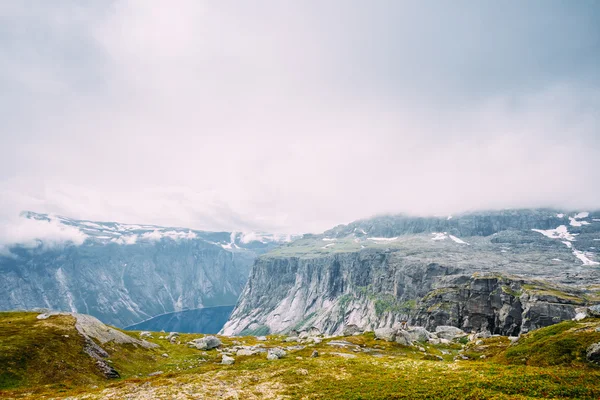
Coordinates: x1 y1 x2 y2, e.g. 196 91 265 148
1 0 599 239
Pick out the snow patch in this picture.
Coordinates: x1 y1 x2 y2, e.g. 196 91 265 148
431 232 448 241
562 241 573 249
569 217 590 227
447 215 453 220
322 243 335 249
556 213 564 218
449 235 469 245
322 238 337 242
575 212 589 219
368 237 398 242
572 250 599 266
531 225 577 242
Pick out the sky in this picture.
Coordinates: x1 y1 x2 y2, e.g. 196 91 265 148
1 0 599 244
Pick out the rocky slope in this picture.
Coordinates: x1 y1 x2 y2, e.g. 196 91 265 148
0 212 293 327
222 209 600 336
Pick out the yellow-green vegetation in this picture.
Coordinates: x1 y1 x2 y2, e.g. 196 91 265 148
1 312 600 399
522 282 587 305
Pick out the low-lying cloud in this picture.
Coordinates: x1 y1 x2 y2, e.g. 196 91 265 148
0 1 599 238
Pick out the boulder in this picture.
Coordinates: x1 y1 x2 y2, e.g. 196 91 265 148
310 350 319 358
236 349 256 356
284 336 299 342
395 330 413 346
267 347 287 360
308 327 322 337
188 336 222 350
343 324 362 336
221 355 235 365
139 331 152 338
167 332 179 340
374 327 397 342
256 336 268 341
435 326 467 341
586 342 600 364
405 327 432 343
587 305 600 318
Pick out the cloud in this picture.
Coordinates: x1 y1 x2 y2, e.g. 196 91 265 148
0 1 599 235
0 215 87 255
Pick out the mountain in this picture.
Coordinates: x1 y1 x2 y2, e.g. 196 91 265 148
222 209 600 336
0 212 294 327
124 305 235 334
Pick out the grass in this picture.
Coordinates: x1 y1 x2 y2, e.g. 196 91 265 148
1 312 600 399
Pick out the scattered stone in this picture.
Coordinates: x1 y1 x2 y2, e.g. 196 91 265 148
161 353 169 358
418 347 426 352
308 327 322 337
167 332 179 340
405 327 433 343
435 326 467 341
586 342 600 364
428 338 441 345
395 330 413 346
256 336 267 341
296 356 303 360
188 336 222 350
236 349 256 356
588 305 600 318
148 371 163 376
297 368 309 375
221 355 235 365
374 327 397 342
285 336 299 342
475 340 484 345
267 347 287 360
343 324 362 336
310 350 319 358
299 331 309 339
331 352 357 358
139 331 152 338
508 336 519 344
327 340 353 348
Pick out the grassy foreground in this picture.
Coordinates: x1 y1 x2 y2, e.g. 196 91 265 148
1 312 599 399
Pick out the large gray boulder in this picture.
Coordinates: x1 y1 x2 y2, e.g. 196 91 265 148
221 355 235 365
405 327 433 343
267 347 287 360
395 330 413 346
586 342 600 364
435 326 467 341
374 328 397 342
188 336 222 350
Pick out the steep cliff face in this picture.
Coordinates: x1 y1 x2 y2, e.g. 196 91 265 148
222 209 600 336
0 212 292 327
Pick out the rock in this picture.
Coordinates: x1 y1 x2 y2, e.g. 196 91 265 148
475 340 484 345
284 336 299 342
327 340 353 348
475 331 492 339
428 338 441 345
221 355 235 365
405 327 432 343
588 305 600 318
330 352 357 358
310 350 319 358
267 347 286 360
139 331 152 338
188 336 222 350
435 326 467 341
256 336 267 341
167 332 179 340
148 371 164 376
308 327 322 337
374 327 397 342
343 324 362 336
236 349 256 356
161 353 169 358
312 337 322 344
508 336 519 344
297 368 309 375
395 330 413 346
298 331 309 339
586 342 600 364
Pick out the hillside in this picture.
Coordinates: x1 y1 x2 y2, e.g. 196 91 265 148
1 311 600 399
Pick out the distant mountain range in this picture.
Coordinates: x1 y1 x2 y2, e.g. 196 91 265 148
222 209 600 336
0 212 296 327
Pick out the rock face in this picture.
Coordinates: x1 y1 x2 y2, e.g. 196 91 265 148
222 209 600 336
587 342 600 364
0 212 293 327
